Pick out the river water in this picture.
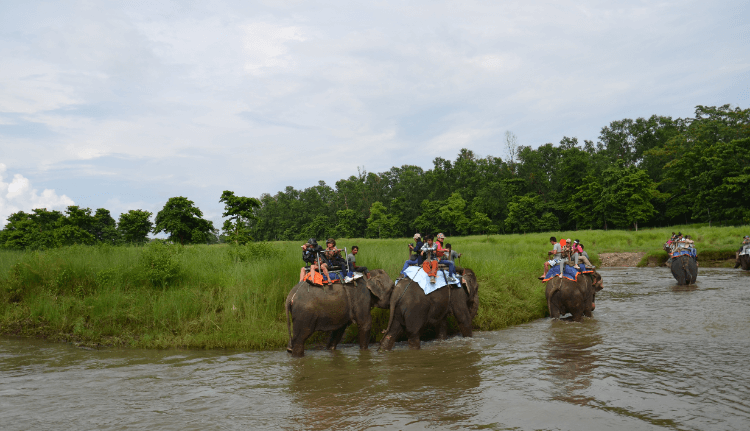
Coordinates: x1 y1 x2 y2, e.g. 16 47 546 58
2 267 749 430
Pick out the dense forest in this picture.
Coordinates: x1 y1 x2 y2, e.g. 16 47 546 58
249 104 750 240
1 104 748 249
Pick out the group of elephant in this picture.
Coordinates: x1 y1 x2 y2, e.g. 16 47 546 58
285 268 479 357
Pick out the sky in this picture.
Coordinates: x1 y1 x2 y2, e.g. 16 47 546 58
1 0 749 229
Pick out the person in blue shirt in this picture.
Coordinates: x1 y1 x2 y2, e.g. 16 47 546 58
400 233 423 275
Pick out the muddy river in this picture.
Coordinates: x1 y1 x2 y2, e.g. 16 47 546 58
2 268 749 430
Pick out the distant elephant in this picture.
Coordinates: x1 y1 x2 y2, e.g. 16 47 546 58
285 269 394 357
735 246 750 271
671 254 698 285
546 270 603 321
379 268 479 351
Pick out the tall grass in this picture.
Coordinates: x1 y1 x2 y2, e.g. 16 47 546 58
0 225 746 349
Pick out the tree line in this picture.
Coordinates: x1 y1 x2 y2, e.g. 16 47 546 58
0 192 260 249
248 104 749 240
1 104 748 249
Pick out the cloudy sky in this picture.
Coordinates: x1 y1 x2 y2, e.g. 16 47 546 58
1 0 748 229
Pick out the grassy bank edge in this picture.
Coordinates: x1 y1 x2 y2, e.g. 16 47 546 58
2 225 747 350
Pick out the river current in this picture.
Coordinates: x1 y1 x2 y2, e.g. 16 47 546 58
2 267 749 430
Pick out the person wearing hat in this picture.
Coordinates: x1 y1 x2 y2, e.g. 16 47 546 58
435 233 457 282
300 238 325 281
420 234 440 283
401 233 424 275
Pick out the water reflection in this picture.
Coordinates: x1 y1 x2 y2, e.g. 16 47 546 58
3 268 750 430
287 345 481 429
545 320 602 406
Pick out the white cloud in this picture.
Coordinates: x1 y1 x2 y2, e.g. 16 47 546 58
0 164 75 227
243 22 306 75
0 0 747 222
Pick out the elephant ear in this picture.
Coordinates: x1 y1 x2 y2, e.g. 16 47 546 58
365 269 394 307
461 268 480 319
592 271 603 291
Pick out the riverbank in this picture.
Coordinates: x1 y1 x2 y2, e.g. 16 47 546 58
1 225 747 349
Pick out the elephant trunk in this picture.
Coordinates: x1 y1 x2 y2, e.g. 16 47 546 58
381 279 409 347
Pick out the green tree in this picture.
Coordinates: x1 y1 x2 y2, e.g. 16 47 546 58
0 211 37 249
53 225 95 246
118 210 153 244
298 214 330 241
92 208 120 244
569 176 606 229
413 199 445 235
538 212 560 232
469 211 494 234
366 202 400 238
154 197 215 245
219 190 260 245
599 162 658 230
504 195 540 234
333 209 364 238
439 192 470 235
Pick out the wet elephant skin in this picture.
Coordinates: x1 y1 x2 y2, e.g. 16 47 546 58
286 269 394 357
545 271 603 321
379 268 479 351
670 254 698 285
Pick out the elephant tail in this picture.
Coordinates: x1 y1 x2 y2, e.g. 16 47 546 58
285 289 295 352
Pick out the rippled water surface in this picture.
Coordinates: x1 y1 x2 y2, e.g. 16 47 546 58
2 268 749 430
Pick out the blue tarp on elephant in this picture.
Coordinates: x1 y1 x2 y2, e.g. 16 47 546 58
673 248 697 259
542 264 592 282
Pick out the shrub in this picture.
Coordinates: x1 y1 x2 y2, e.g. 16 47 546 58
226 242 282 263
140 242 182 288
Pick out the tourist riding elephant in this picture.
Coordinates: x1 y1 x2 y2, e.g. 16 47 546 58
546 270 603 321
379 268 479 351
285 269 394 357
671 254 698 285
735 246 750 271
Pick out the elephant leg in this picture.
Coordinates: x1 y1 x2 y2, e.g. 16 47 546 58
379 324 403 351
407 334 421 350
405 314 422 349
327 326 347 350
583 304 593 318
291 324 314 357
437 320 448 340
452 306 473 337
690 261 698 283
548 295 561 319
357 321 372 350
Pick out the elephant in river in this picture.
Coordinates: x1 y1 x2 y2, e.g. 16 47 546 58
735 246 750 271
671 254 698 285
379 268 479 351
546 270 603 321
285 269 394 357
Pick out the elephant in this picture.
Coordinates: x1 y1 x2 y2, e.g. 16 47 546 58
285 268 394 357
735 246 750 270
545 270 603 321
671 254 698 285
379 268 479 351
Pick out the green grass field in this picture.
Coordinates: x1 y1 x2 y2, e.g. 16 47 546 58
1 224 746 349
